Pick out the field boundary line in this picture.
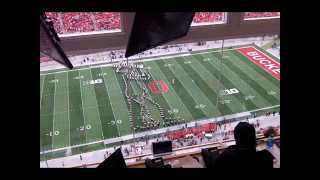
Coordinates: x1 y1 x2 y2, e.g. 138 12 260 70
52 76 57 150
40 46 253 76
66 72 71 147
40 76 46 111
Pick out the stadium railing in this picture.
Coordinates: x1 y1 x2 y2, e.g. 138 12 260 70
74 135 280 168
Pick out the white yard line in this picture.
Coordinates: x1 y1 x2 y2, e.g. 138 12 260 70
66 72 71 147
41 104 112 117
166 60 214 117
88 68 106 142
52 77 57 150
78 71 88 145
40 76 46 110
110 69 132 135
100 67 121 137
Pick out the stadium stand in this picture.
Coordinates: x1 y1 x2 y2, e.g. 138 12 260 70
192 12 225 24
45 12 121 34
45 12 227 35
93 12 121 31
45 12 63 34
62 12 95 33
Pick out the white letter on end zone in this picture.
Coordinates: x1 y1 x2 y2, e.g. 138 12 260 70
272 68 280 74
247 51 259 56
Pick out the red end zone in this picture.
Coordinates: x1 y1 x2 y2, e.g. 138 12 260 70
237 47 280 80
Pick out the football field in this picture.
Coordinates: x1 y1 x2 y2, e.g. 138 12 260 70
40 45 280 160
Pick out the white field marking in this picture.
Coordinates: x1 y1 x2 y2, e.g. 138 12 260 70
267 90 277 95
250 47 280 65
40 76 46 110
88 68 105 141
244 95 256 101
41 104 280 154
187 54 236 105
110 69 131 134
178 56 216 117
41 104 108 117
100 67 121 137
58 28 121 38
249 104 280 112
66 72 71 147
78 70 88 144
40 46 253 76
40 140 105 154
52 76 57 150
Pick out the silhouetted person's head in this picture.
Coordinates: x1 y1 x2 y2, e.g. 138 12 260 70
234 122 256 150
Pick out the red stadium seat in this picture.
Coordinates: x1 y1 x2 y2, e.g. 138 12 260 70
45 12 121 34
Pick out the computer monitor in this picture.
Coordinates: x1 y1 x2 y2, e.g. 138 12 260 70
152 141 172 155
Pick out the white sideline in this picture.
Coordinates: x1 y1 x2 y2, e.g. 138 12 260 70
40 46 252 76
41 114 280 168
40 35 279 73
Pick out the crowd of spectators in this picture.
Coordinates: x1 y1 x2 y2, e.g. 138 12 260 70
192 12 225 24
45 12 63 34
166 123 217 140
45 12 121 34
45 12 279 35
93 12 121 31
45 12 228 34
62 12 95 33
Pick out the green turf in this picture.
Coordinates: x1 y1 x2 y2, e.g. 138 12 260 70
101 68 131 135
145 61 194 122
79 69 104 142
181 55 244 114
40 45 280 160
90 68 118 139
68 70 86 146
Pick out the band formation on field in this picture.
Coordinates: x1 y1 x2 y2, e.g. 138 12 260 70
40 45 280 160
